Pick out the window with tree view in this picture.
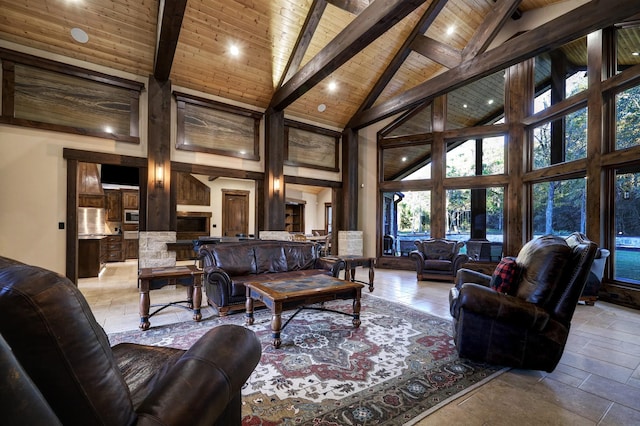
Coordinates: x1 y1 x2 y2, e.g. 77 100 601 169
381 191 430 256
532 177 586 237
446 136 505 177
446 188 504 259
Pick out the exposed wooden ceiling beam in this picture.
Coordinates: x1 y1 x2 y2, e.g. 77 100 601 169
153 0 188 81
411 35 461 69
269 0 428 111
349 0 640 129
352 0 448 115
278 0 328 89
461 0 523 61
326 0 371 15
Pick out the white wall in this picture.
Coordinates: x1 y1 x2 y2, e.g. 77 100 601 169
357 118 395 258
0 126 147 273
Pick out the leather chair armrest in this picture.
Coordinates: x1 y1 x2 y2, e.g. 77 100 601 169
1 334 63 426
136 325 261 426
455 284 550 331
409 250 426 273
204 267 232 287
409 250 425 262
316 257 345 277
452 253 470 271
454 268 491 290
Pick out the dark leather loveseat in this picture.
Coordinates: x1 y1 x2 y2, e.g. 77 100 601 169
0 255 261 426
199 240 344 315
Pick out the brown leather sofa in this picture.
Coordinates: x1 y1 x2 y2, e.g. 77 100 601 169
410 238 469 282
449 233 597 372
0 255 261 426
198 240 344 315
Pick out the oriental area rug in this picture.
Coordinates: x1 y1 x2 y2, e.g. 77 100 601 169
108 294 505 425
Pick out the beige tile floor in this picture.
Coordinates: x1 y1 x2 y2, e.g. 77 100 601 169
79 260 640 425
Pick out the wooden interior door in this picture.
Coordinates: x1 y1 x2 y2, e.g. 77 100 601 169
222 190 249 237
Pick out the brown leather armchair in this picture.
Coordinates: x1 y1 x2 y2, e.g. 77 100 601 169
410 238 469 282
449 233 597 372
0 255 262 426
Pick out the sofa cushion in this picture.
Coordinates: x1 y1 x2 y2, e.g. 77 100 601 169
284 242 317 271
423 259 453 271
212 244 257 276
489 257 520 295
254 244 287 273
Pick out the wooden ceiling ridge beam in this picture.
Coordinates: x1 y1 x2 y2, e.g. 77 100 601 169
154 0 188 81
269 0 428 111
349 0 640 129
461 0 523 61
351 0 449 118
277 0 328 89
410 35 461 69
326 0 371 16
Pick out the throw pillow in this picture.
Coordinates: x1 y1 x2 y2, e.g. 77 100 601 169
490 257 520 295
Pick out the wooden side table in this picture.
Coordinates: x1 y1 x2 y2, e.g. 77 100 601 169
138 265 203 330
325 255 375 292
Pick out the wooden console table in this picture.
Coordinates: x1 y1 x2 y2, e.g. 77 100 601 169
138 265 203 330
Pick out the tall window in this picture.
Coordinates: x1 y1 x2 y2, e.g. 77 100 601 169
614 169 640 283
381 191 430 256
532 177 586 237
615 85 640 150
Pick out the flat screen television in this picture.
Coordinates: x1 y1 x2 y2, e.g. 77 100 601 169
100 165 139 187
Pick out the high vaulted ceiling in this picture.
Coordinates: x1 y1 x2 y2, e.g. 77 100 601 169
1 0 639 131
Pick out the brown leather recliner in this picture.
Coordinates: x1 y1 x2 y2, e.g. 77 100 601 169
449 233 597 372
410 238 469 282
0 255 262 426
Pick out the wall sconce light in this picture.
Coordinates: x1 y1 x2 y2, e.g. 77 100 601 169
273 178 281 192
155 164 164 188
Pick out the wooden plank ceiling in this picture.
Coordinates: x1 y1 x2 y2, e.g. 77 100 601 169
1 0 640 133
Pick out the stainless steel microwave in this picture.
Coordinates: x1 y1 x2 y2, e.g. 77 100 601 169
124 209 139 224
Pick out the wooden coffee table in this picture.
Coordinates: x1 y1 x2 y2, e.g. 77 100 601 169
245 274 364 348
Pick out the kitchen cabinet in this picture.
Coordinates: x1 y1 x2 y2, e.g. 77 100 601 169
105 190 122 222
125 239 139 259
104 235 124 262
122 190 139 209
78 237 106 278
79 194 106 208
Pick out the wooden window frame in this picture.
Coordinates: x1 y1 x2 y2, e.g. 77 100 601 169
284 119 340 172
174 91 261 161
0 48 142 143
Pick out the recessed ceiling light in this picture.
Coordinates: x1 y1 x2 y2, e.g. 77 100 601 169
487 99 494 105
463 104 468 108
328 81 337 91
104 126 113 133
633 52 640 56
229 44 240 57
401 157 407 162
317 103 327 112
70 27 89 44
446 26 455 36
